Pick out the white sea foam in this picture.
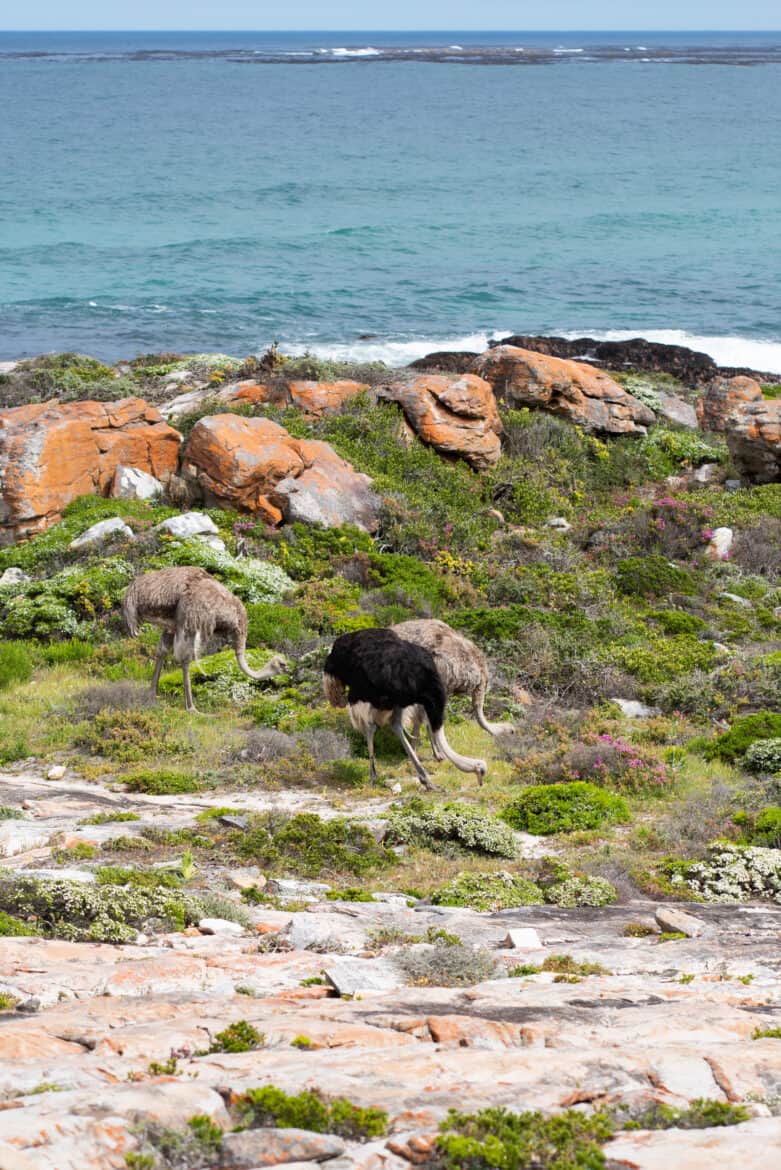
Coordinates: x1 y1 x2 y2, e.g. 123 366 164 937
327 47 381 58
280 331 513 367
279 328 781 375
562 329 781 374
553 48 584 54
449 45 464 50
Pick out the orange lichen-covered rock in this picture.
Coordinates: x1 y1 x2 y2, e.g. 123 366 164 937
0 397 182 545
287 379 368 417
696 375 764 432
725 398 781 484
183 415 305 515
379 373 503 470
183 414 380 530
220 379 270 407
472 345 655 434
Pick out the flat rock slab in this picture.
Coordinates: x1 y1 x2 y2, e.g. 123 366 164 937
324 957 404 996
221 1128 345 1167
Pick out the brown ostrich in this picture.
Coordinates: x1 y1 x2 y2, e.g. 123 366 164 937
122 566 287 713
392 618 508 755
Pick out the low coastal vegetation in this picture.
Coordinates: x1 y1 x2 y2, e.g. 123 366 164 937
0 347 779 920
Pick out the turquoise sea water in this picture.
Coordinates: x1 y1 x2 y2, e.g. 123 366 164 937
1 31 780 366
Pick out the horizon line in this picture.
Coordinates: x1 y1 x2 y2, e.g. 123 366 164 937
3 27 781 34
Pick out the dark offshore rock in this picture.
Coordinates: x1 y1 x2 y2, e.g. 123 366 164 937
408 350 479 374
488 335 719 385
485 335 780 386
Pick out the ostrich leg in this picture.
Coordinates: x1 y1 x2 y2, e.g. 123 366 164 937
366 720 378 783
150 631 174 696
182 660 201 715
391 711 440 791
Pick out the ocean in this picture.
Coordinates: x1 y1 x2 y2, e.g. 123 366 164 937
1 30 780 370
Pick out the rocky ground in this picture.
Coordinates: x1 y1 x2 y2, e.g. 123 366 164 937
1 767 780 1170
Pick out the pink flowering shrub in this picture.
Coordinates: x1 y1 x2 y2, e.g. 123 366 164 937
552 733 672 796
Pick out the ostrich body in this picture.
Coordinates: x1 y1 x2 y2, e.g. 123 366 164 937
392 618 505 756
322 627 487 789
122 566 286 713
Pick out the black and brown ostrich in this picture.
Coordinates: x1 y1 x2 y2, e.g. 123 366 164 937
322 627 487 789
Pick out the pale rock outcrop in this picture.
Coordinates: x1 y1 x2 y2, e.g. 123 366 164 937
378 373 503 470
0 398 181 544
110 465 163 500
472 345 655 434
705 527 734 561
69 517 133 550
155 511 219 539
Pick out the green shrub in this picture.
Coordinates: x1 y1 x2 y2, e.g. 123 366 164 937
546 875 618 908
95 866 182 890
398 943 497 987
615 555 696 599
703 712 781 762
154 540 293 605
651 609 707 636
384 800 518 859
433 1106 614 1170
0 877 202 943
122 770 201 795
40 639 94 665
126 1114 223 1170
0 642 33 690
744 738 781 775
430 871 544 911
234 1086 387 1140
0 910 38 936
209 1020 264 1053
246 602 306 648
605 635 716 684
77 709 189 763
640 429 727 477
236 813 393 878
751 807 781 848
0 558 135 640
80 811 140 825
502 783 630 835
623 1099 750 1131
268 522 374 581
0 807 24 820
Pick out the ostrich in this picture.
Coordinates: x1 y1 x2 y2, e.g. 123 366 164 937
122 566 287 713
392 618 507 756
323 627 487 789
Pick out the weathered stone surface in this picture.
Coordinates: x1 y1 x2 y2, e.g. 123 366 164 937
696 375 763 432
504 928 543 950
287 379 369 418
110 464 163 500
657 393 699 430
2 768 781 1168
378 373 503 470
654 906 715 939
273 439 380 532
324 957 404 996
155 510 218 538
725 398 781 484
69 517 133 550
0 397 181 544
198 918 245 936
220 1129 345 1168
604 1117 779 1170
0 567 30 586
472 346 655 434
183 415 379 530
